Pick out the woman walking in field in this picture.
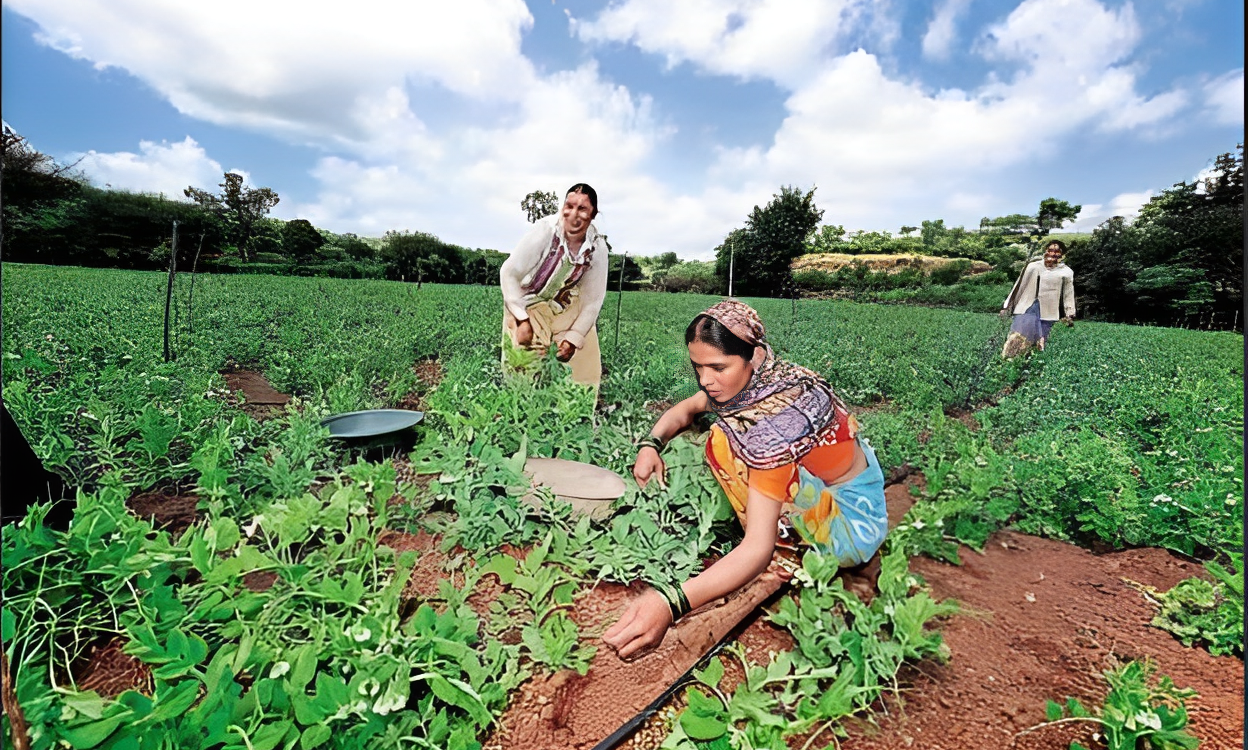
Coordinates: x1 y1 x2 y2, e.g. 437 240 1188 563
603 300 888 659
1000 239 1076 358
499 183 609 388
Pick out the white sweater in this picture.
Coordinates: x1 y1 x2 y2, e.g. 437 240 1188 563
1004 260 1076 321
499 215 609 349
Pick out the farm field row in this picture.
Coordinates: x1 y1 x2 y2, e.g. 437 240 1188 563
1 263 1242 749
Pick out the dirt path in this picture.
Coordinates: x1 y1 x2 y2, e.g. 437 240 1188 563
840 530 1243 750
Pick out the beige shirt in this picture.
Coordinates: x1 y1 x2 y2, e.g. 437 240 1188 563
1005 260 1076 320
499 216 609 349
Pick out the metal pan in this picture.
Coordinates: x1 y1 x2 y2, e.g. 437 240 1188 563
320 409 424 438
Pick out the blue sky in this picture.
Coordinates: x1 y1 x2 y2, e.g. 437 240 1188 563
2 0 1242 260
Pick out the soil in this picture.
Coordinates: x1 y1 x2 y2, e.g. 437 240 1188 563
73 638 152 699
126 490 201 535
220 368 291 420
394 355 445 411
834 530 1244 750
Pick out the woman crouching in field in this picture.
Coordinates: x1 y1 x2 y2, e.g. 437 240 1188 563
603 300 888 659
499 183 609 389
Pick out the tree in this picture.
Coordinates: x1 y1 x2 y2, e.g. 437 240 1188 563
715 186 823 297
1066 144 1242 328
281 219 325 263
380 230 466 284
807 224 847 254
1036 197 1081 236
185 172 279 261
521 190 559 223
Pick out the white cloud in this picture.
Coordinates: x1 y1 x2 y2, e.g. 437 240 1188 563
71 137 224 198
693 0 1194 234
573 0 879 88
1065 190 1153 231
922 0 972 61
1202 69 1244 126
293 64 751 257
7 0 1225 259
9 0 537 141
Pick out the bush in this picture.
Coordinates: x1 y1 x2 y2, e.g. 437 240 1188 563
792 269 837 292
928 259 972 285
254 252 289 265
653 261 723 295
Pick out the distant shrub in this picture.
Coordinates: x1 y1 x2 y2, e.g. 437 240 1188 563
653 261 723 295
928 259 972 285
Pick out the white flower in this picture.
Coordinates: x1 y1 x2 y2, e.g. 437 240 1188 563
912 519 926 530
269 661 291 679
1152 494 1172 504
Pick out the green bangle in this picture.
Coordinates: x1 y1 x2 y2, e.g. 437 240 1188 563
637 434 666 454
650 580 690 621
673 582 691 619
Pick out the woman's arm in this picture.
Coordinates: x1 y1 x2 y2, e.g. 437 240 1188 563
632 391 709 487
1004 261 1036 311
499 220 553 322
563 239 611 350
602 488 781 659
1062 270 1076 319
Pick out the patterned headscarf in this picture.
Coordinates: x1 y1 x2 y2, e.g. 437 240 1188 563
697 300 851 470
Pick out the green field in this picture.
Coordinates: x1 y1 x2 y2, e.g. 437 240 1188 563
2 263 1242 749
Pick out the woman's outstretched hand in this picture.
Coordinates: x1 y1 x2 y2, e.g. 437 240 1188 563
633 447 666 488
555 339 577 362
515 319 534 347
603 589 672 660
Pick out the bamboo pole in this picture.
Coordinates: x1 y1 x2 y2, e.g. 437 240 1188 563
163 220 178 362
187 231 205 336
614 250 626 355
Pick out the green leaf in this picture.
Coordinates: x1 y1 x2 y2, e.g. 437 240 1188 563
680 711 727 742
290 644 319 690
57 716 123 749
479 554 518 586
693 656 724 689
250 719 293 750
149 680 201 723
1046 699 1064 722
301 725 332 749
424 673 492 727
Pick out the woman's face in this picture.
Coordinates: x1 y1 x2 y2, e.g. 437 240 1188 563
561 191 595 241
1044 244 1064 267
688 340 753 404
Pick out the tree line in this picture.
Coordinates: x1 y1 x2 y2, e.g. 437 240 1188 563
0 126 505 285
5 127 1240 330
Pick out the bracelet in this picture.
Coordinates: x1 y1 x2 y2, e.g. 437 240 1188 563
650 580 691 622
637 433 667 454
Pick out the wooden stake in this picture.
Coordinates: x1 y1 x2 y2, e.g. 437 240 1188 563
163 220 178 363
614 250 626 355
1 653 30 750
187 231 205 336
